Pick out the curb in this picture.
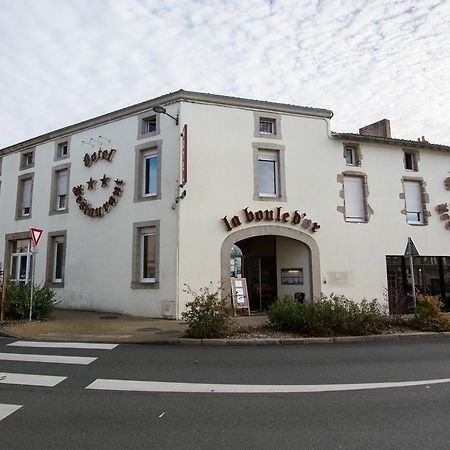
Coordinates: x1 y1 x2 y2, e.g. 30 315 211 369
175 332 450 346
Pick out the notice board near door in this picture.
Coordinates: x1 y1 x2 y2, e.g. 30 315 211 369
230 277 250 315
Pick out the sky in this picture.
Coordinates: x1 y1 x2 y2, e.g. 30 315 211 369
1 0 449 149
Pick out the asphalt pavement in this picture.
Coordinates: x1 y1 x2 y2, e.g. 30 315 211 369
1 337 450 449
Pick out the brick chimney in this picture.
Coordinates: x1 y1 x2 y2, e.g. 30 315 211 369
359 119 391 138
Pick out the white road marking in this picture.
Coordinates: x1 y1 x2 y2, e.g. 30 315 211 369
0 352 96 365
0 372 66 387
0 404 22 421
8 341 118 350
86 377 450 394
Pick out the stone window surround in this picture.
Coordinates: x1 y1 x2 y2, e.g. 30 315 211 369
0 156 3 176
15 172 35 221
253 111 282 140
19 148 35 171
3 231 31 277
252 142 287 202
131 220 160 289
54 136 71 162
137 111 161 140
134 140 162 203
403 148 420 172
343 142 362 167
45 230 67 288
336 171 373 223
49 163 71 216
400 176 430 226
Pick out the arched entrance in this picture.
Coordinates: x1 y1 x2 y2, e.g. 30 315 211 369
221 225 321 311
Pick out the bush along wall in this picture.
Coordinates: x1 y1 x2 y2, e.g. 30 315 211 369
267 295 386 336
4 281 58 321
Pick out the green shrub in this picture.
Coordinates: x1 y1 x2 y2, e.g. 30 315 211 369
267 295 385 336
410 295 450 332
181 284 232 339
4 281 58 320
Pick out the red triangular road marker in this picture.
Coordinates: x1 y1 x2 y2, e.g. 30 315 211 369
30 227 44 248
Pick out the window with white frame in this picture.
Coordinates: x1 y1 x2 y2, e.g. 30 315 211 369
53 237 65 283
343 176 365 222
141 230 156 282
10 239 33 282
46 232 66 286
131 221 159 288
57 141 69 158
134 142 162 202
404 180 424 224
404 151 418 171
20 149 35 170
21 178 32 217
259 118 276 135
143 151 158 197
258 150 279 197
56 169 68 210
137 112 160 139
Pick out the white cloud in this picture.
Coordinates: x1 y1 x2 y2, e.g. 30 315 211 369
0 0 449 148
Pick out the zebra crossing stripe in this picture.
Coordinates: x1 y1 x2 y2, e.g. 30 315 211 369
0 404 22 421
0 372 66 387
0 352 97 365
8 341 118 350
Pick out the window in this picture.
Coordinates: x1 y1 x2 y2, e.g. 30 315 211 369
10 239 33 282
134 142 162 202
343 176 365 222
343 144 361 166
49 164 70 215
137 112 160 139
46 231 66 286
20 149 35 170
141 231 156 282
253 143 286 201
16 173 34 220
131 221 160 288
404 151 418 171
254 112 282 140
143 152 158 197
144 117 157 134
404 180 424 224
0 156 2 176
55 138 70 161
259 118 276 135
258 150 279 197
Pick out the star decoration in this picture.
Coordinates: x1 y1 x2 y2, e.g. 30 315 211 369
100 174 111 188
87 177 97 190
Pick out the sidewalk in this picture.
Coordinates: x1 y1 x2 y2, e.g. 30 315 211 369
0 308 268 344
2 308 450 345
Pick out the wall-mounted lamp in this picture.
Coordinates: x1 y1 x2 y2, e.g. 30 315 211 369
153 105 179 125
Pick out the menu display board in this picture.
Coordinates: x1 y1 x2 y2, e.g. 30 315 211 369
230 277 250 315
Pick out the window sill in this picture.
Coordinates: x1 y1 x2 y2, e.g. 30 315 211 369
253 195 287 202
46 281 65 288
131 281 159 289
49 209 69 216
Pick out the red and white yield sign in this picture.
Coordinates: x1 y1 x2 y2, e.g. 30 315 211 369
30 227 44 248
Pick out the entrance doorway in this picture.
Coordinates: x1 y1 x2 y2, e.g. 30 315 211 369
230 235 311 312
221 225 321 310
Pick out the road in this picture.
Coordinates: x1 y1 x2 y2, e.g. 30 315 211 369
1 337 450 449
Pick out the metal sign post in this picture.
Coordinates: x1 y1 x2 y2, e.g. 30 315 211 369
29 246 37 322
404 237 419 316
29 227 44 322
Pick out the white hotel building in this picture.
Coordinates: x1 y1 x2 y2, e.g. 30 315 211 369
0 90 449 318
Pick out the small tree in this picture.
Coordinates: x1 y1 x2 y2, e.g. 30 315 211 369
182 283 232 339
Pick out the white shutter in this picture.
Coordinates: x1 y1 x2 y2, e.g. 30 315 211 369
57 170 68 196
22 179 32 208
404 181 422 213
344 176 364 222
